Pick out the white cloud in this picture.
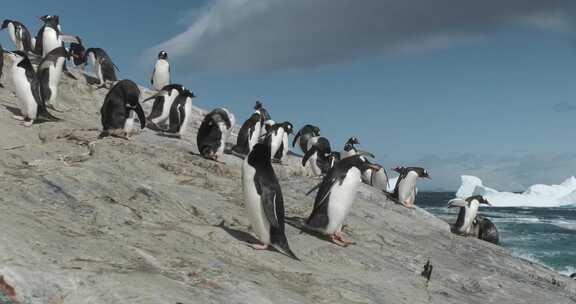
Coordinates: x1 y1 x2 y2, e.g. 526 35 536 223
146 0 573 72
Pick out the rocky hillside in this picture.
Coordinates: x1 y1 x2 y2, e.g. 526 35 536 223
0 55 575 304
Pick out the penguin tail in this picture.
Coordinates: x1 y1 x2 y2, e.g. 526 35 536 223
271 242 300 261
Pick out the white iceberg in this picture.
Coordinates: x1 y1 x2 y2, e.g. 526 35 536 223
456 175 576 207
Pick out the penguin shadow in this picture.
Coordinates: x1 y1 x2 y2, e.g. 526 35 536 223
2 104 22 117
187 151 227 165
285 216 335 245
84 74 101 86
215 221 262 247
0 104 54 124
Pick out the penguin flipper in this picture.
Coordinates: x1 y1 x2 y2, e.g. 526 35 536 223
260 186 280 229
292 131 301 148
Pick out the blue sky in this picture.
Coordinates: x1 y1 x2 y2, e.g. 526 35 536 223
2 1 575 191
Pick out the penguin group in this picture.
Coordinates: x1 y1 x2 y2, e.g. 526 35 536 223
0 15 499 262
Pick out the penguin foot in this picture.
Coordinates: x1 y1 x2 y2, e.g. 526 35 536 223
22 120 33 127
402 202 415 209
12 115 25 121
329 234 354 247
249 243 269 250
47 104 66 113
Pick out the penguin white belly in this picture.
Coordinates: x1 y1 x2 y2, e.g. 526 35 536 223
270 129 285 158
281 132 289 160
178 98 193 135
460 203 479 234
242 161 270 244
372 168 389 190
307 136 319 150
216 121 227 157
248 122 261 152
152 60 170 91
46 59 65 105
152 89 178 125
309 153 322 176
398 172 419 205
7 24 18 49
361 169 373 185
12 67 37 119
325 168 361 234
42 28 60 57
124 110 135 134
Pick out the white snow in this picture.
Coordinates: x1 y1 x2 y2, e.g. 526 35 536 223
456 175 576 207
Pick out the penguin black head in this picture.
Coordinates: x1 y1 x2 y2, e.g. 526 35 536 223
283 122 294 134
248 143 272 168
347 137 360 146
313 126 321 136
466 195 491 206
344 137 360 151
407 167 430 179
181 89 196 99
39 15 59 26
254 101 263 110
158 51 168 60
1 20 11 30
345 155 381 173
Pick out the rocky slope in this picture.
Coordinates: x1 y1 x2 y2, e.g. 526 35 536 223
0 55 575 304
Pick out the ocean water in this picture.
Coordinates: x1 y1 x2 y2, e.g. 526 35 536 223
417 192 576 276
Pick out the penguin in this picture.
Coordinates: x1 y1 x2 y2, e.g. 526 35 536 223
305 155 380 246
448 196 499 244
242 143 299 260
387 167 430 208
143 84 186 128
340 137 375 160
0 45 4 88
292 124 320 154
67 41 85 68
231 112 262 157
302 137 334 176
197 108 233 161
254 101 273 139
361 161 389 191
1 20 33 52
570 273 576 280
7 51 59 126
151 51 170 91
265 121 293 163
161 89 195 138
475 216 499 245
277 122 292 162
35 15 79 58
254 101 271 121
100 79 146 139
37 47 68 112
85 48 118 86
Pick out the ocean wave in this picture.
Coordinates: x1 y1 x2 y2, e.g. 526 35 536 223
455 175 576 207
